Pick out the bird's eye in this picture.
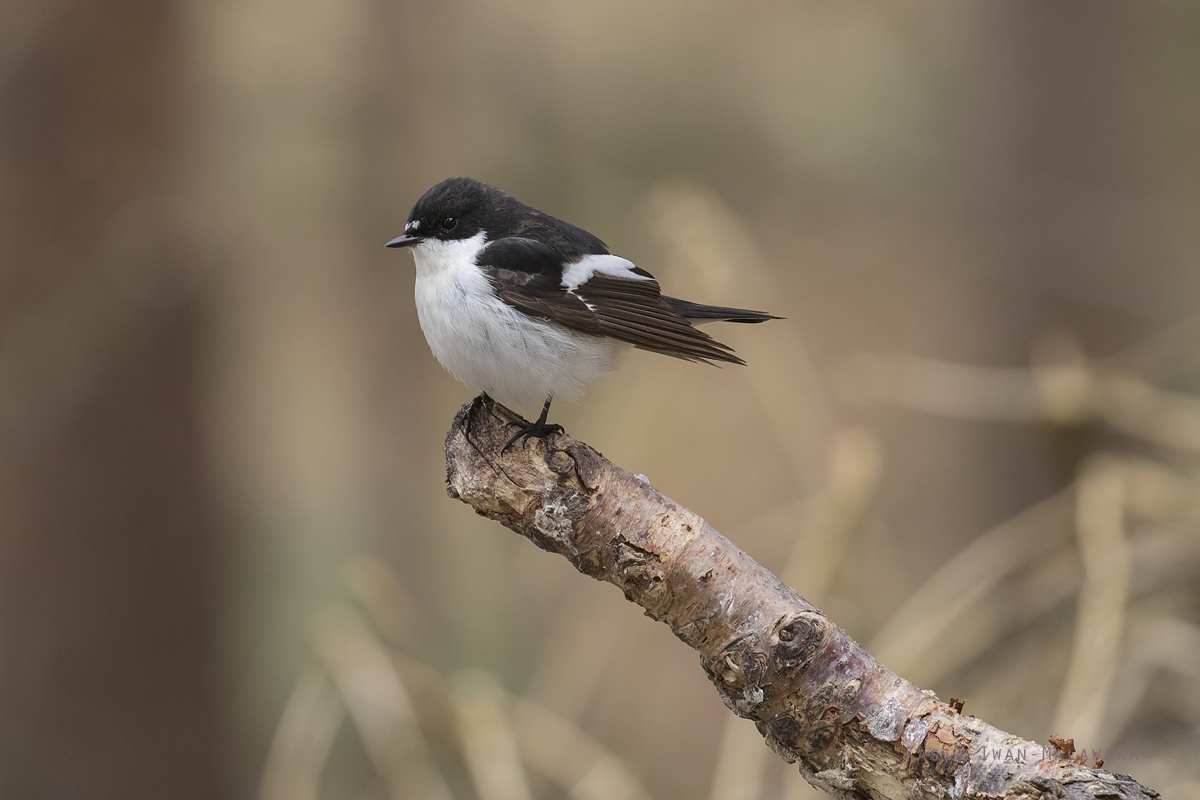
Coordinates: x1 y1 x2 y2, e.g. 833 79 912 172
441 217 457 230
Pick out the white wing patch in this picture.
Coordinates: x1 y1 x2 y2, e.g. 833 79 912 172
561 254 651 290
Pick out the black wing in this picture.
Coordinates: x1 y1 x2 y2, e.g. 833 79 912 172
476 237 746 365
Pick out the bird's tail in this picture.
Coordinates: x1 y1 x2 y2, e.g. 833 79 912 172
662 297 781 324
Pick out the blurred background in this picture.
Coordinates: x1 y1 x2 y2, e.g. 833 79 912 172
2 0 1199 798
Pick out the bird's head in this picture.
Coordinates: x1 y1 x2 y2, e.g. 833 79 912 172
386 177 499 249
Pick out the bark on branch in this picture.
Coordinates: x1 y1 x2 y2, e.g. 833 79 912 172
443 401 1159 800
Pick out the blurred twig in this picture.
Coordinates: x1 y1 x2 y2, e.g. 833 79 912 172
834 329 1200 454
1108 311 1200 381
868 487 1075 680
452 670 535 800
266 562 658 800
511 698 655 800
311 606 456 800
261 669 345 800
1052 457 1130 744
1105 614 1200 744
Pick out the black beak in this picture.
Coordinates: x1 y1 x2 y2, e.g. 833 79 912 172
386 233 424 248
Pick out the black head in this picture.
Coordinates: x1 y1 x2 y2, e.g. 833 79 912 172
386 177 506 249
385 177 610 257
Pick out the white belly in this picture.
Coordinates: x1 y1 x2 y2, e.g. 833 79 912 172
410 235 625 409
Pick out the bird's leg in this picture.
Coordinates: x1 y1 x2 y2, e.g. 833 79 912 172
463 392 493 439
503 396 565 452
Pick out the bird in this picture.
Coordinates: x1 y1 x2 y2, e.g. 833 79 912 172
386 177 779 449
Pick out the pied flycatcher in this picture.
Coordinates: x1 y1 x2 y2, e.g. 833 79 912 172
387 177 778 447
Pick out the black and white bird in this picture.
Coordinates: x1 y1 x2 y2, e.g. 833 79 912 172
387 177 778 447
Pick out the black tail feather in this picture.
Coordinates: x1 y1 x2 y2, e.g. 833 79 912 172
663 297 781 324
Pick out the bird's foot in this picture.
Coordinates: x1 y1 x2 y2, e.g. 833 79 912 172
463 393 492 439
502 418 564 452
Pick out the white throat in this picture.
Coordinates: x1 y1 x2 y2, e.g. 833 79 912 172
410 231 488 280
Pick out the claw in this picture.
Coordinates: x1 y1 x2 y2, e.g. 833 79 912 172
500 396 562 452
463 392 492 439
502 420 565 452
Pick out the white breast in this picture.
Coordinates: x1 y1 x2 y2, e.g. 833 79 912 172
410 233 626 410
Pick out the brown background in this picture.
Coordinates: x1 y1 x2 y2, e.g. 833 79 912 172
2 1 1198 798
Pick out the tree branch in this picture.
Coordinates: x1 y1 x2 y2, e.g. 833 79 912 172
444 401 1159 800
